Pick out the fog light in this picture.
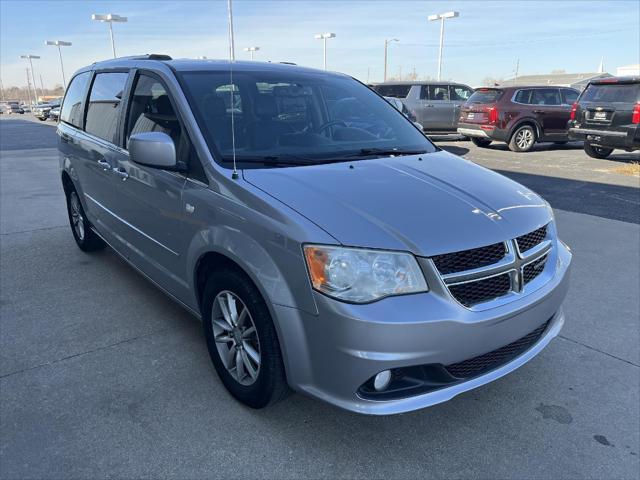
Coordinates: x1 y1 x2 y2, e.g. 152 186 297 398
373 370 392 391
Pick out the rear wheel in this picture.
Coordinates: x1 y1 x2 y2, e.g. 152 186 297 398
508 125 537 152
584 142 614 159
66 189 105 252
202 266 289 409
471 137 492 148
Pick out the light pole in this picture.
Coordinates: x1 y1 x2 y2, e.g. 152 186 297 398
91 14 128 58
20 55 42 102
45 40 72 89
243 46 260 60
427 11 459 81
314 32 336 70
383 38 399 82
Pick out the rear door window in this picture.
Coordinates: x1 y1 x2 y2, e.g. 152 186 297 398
60 72 90 128
581 83 640 103
373 84 412 98
530 88 561 106
467 89 503 104
85 72 129 144
427 85 450 101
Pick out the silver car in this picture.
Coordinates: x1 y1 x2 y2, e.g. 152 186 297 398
58 55 571 415
373 81 474 133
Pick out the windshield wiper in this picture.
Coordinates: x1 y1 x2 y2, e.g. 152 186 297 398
347 148 429 157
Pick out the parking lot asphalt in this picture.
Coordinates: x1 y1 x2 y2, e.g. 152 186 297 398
1 116 639 479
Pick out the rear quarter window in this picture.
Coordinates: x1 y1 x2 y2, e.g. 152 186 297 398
467 89 503 104
581 83 640 103
373 84 411 98
60 72 91 128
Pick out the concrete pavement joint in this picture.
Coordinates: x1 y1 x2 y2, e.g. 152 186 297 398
0 326 180 380
0 224 67 236
558 334 639 368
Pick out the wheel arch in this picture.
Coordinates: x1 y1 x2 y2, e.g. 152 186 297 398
508 118 542 141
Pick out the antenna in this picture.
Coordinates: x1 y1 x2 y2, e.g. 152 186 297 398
227 0 239 179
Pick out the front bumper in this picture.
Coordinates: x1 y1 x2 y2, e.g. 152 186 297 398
273 241 572 415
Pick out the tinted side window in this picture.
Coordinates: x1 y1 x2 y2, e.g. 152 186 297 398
561 89 579 104
428 85 450 101
530 88 561 106
127 73 207 184
450 86 472 101
85 72 128 143
60 72 90 128
514 89 533 104
373 84 411 98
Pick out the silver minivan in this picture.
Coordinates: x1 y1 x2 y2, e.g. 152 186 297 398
58 55 571 415
372 81 474 133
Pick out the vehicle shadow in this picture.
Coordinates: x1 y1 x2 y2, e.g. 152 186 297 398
439 145 470 156
0 118 58 151
493 169 640 224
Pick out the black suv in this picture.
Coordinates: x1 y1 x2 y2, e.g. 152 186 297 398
568 76 640 159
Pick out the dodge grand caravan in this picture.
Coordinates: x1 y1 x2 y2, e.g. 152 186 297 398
58 55 571 414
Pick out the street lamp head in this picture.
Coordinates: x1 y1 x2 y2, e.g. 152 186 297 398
45 40 72 47
244 46 260 52
92 13 128 23
20 55 41 59
429 11 459 21
315 32 336 39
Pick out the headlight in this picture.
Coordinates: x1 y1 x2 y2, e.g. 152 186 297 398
303 245 428 303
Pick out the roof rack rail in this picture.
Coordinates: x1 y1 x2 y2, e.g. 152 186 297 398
110 54 173 61
279 62 297 66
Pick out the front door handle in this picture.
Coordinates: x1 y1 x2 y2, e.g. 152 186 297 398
533 110 546 114
113 167 129 180
97 159 111 171
425 104 434 107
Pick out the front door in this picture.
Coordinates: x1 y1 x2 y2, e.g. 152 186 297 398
108 71 208 301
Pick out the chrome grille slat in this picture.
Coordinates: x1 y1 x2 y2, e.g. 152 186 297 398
430 224 552 308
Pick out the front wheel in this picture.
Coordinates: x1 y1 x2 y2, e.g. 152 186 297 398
202 267 289 409
584 142 614 159
471 137 492 148
508 125 537 152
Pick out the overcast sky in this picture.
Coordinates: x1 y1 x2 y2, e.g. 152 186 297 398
1 0 638 89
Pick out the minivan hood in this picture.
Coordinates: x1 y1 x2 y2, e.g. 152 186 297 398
243 151 553 256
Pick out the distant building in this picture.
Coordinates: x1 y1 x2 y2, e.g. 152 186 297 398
616 64 640 76
499 72 612 91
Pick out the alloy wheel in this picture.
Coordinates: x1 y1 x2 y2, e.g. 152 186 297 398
515 128 534 150
69 192 85 241
211 290 261 386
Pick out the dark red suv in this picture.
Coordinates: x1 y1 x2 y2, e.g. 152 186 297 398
457 86 579 152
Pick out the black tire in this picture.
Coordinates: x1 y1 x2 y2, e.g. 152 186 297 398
202 266 289 409
38 117 46 121
66 189 106 252
584 142 614 159
508 124 537 152
471 137 492 148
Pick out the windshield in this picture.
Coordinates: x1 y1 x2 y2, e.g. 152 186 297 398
581 83 639 103
179 70 436 168
467 89 503 104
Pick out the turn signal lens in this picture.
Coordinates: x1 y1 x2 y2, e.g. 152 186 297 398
303 245 428 303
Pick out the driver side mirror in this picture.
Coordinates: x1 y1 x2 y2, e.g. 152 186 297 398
129 132 183 170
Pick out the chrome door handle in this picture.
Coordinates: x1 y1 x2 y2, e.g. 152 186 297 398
425 104 434 107
97 159 111 171
113 167 129 180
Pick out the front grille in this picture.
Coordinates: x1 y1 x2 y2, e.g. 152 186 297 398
445 320 550 379
448 273 511 307
432 242 506 275
523 254 548 285
516 225 547 253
